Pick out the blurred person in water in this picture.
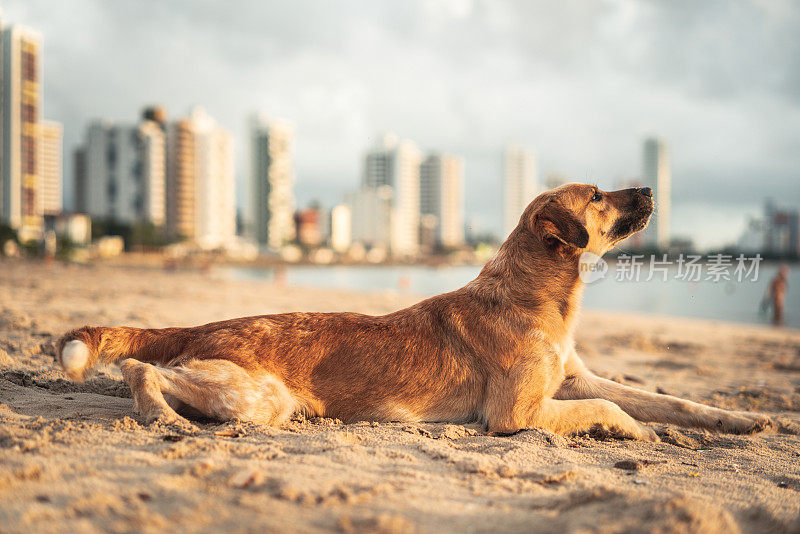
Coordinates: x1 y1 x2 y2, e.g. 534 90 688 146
767 265 790 326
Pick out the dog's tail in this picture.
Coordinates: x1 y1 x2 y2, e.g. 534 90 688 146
56 325 188 382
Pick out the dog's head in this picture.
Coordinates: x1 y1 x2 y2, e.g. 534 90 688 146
524 183 653 255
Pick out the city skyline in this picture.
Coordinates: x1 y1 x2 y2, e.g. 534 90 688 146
1 1 799 249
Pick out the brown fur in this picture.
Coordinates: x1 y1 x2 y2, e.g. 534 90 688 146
55 184 772 439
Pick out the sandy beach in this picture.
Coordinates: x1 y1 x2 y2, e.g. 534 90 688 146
1 259 799 533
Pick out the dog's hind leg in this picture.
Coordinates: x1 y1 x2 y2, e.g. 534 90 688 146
121 358 296 426
119 358 189 426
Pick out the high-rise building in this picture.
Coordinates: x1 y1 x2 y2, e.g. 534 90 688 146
346 185 393 251
764 200 799 258
73 147 87 213
142 105 167 128
363 134 421 257
317 206 331 245
138 120 167 226
167 116 195 238
0 9 3 217
503 145 537 237
641 137 671 249
1 25 43 242
294 207 322 247
737 201 799 258
78 118 166 226
193 115 235 249
250 113 296 250
330 204 351 253
544 172 568 191
420 153 464 249
39 120 62 216
167 106 235 248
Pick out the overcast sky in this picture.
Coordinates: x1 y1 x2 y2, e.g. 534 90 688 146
4 0 799 248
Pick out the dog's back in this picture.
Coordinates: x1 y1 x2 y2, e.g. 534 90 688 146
56 302 490 423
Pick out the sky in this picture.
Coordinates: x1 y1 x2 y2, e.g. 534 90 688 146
3 0 799 248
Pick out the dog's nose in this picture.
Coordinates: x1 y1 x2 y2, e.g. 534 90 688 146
638 187 653 197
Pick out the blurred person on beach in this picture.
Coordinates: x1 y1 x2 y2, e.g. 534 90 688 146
274 264 288 288
766 265 790 326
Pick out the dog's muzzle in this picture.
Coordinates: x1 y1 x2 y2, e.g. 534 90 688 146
608 196 653 240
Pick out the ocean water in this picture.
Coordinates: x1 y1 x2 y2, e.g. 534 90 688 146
220 262 800 329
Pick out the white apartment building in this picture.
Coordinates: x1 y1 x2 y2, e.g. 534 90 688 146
79 119 166 226
346 185 393 252
420 153 464 249
363 134 421 257
189 108 235 249
250 113 296 250
503 145 537 237
330 204 351 253
641 137 671 249
165 107 236 248
1 24 43 241
40 120 63 216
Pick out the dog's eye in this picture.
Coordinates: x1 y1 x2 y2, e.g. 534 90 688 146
591 191 602 202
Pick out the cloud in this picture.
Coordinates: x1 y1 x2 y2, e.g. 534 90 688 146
3 0 798 245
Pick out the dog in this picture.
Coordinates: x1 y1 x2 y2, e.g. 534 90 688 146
55 183 771 440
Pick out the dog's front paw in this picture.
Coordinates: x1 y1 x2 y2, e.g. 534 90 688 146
586 421 660 442
146 409 197 433
145 407 183 425
634 422 661 442
610 421 659 442
716 412 772 434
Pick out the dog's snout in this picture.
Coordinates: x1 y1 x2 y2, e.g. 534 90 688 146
638 187 653 198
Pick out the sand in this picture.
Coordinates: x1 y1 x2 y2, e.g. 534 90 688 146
1 259 799 534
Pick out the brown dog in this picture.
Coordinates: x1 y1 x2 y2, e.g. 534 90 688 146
55 184 771 440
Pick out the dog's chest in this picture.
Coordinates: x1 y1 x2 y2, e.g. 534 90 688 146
531 330 573 369
551 339 572 368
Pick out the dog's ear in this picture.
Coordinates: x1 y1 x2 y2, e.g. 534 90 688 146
532 199 589 249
